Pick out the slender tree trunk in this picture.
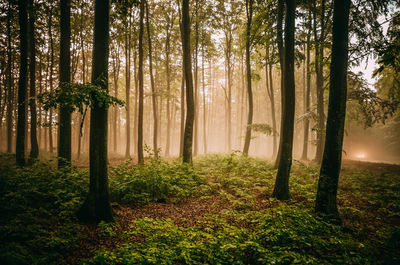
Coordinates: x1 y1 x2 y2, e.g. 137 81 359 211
313 0 326 163
48 7 54 154
301 25 311 160
315 0 350 222
145 1 158 157
29 0 39 161
179 63 185 157
7 3 13 153
272 0 296 201
125 13 131 158
274 0 285 168
202 45 207 154
226 33 232 153
137 0 145 164
266 47 277 158
38 51 42 150
133 50 138 154
78 0 113 223
242 0 253 156
16 0 28 166
165 25 172 157
58 0 71 166
193 0 199 157
182 0 195 163
77 3 86 159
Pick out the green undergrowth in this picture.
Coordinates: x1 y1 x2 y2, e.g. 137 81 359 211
88 207 373 265
0 153 399 264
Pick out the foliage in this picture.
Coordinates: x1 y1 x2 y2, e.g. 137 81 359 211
248 123 274 136
109 159 207 204
1 154 399 264
38 76 124 114
0 155 89 265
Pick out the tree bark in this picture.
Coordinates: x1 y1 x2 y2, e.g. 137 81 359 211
48 6 54 154
301 24 311 160
274 0 285 168
125 11 131 158
16 0 28 166
272 0 296 201
315 0 350 222
58 0 71 167
182 0 195 164
137 0 145 164
146 1 158 157
78 0 113 223
6 2 13 153
242 0 253 156
266 47 277 158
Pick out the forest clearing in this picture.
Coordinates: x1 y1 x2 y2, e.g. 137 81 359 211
1 0 400 264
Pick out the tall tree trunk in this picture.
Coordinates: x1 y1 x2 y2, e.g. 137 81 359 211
6 2 13 153
226 32 232 153
16 0 28 166
29 0 39 161
274 0 285 168
165 22 172 157
182 0 195 163
301 24 311 160
48 6 54 154
125 13 131 158
315 0 350 222
179 63 185 157
272 0 296 200
78 0 113 223
242 0 253 156
193 0 199 157
77 2 86 159
266 47 277 158
137 0 145 164
58 0 71 166
112 46 119 154
313 0 326 163
202 45 207 154
145 1 158 157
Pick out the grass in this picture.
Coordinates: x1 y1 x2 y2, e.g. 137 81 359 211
0 153 399 264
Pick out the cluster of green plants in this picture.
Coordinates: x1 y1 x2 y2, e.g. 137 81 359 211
109 158 210 204
87 206 375 265
0 154 89 264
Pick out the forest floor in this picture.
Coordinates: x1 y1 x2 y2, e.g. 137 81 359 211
0 153 399 264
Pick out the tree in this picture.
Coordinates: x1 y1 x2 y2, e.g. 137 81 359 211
28 0 39 161
16 0 28 166
137 0 145 164
58 0 71 167
6 1 14 154
315 0 350 222
182 0 195 164
272 0 296 200
242 0 254 156
146 0 158 157
77 0 113 223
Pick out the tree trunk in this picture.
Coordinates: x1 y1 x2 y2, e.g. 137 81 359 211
272 0 296 201
165 22 172 157
266 47 277 158
315 0 350 222
78 0 113 223
6 2 13 154
58 0 71 167
137 0 145 164
274 0 285 168
202 45 207 154
125 12 131 158
145 1 158 157
16 0 28 166
182 0 195 164
48 6 54 154
242 0 253 156
313 0 326 163
301 24 311 160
